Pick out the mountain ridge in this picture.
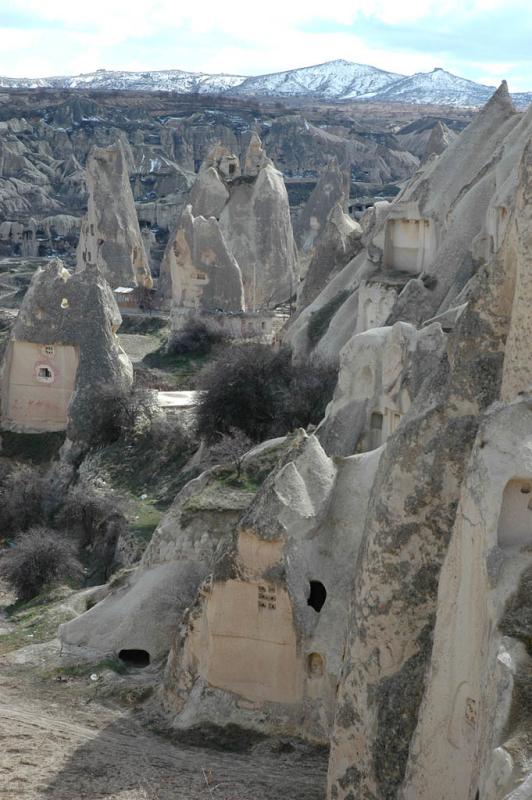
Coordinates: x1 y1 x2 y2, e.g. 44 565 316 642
1 60 530 108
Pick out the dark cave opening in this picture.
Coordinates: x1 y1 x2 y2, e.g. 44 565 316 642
118 649 151 667
307 580 327 612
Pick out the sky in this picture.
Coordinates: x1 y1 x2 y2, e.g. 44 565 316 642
0 0 531 91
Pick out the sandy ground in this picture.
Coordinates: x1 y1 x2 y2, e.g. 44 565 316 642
118 333 162 364
0 648 328 800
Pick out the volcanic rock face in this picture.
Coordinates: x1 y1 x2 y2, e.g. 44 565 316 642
327 108 532 800
296 203 362 313
163 432 382 740
294 157 349 276
59 467 256 662
77 140 152 288
164 137 299 310
0 258 132 442
285 82 532 363
316 320 446 457
219 158 299 308
160 204 244 312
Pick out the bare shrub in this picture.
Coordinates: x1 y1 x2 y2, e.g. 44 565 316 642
167 318 226 357
204 428 254 478
0 465 46 535
56 480 127 579
96 386 159 443
0 526 83 601
197 345 338 443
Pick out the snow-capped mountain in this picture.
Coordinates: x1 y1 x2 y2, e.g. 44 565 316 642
0 68 246 94
364 68 495 107
1 61 530 108
231 60 402 99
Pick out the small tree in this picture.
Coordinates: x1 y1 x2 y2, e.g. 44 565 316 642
0 527 83 601
205 428 254 478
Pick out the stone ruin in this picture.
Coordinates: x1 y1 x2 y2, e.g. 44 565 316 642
0 257 132 442
77 139 152 290
55 85 532 799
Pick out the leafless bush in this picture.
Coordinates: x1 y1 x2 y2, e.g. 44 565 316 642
0 465 46 535
0 526 83 600
197 345 338 443
97 385 159 442
167 318 226 357
204 428 254 478
56 480 127 579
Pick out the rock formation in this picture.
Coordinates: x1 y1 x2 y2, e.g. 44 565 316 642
327 118 532 800
316 320 446 457
294 157 348 274
59 442 287 663
163 137 299 310
159 204 244 312
285 83 532 363
0 258 132 442
163 431 381 739
219 150 299 308
77 140 152 288
296 203 362 314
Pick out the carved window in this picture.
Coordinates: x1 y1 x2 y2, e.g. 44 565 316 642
37 365 53 383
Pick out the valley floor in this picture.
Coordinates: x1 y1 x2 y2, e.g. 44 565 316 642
0 652 327 800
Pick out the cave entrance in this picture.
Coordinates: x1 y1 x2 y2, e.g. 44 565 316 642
118 649 150 667
307 581 327 612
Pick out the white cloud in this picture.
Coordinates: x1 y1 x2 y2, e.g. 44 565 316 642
0 0 529 90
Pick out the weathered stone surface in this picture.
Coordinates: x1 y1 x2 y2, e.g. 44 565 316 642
294 157 348 273
286 84 532 361
317 321 446 457
59 469 256 662
160 204 244 312
189 165 229 219
163 432 383 740
327 106 532 800
296 203 362 313
77 140 152 288
0 258 132 441
219 155 299 309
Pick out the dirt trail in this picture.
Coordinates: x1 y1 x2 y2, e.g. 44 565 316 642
0 664 327 800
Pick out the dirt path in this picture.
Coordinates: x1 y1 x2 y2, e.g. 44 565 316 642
0 664 328 800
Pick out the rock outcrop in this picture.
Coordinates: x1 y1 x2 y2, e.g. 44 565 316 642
77 141 152 288
327 118 532 800
294 157 348 274
160 204 244 312
296 203 362 314
163 137 299 310
0 258 132 442
60 467 256 663
163 432 382 740
285 83 532 363
219 153 299 308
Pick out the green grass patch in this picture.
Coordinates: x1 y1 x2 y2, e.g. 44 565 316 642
129 497 165 545
0 586 77 655
142 346 211 386
52 656 128 678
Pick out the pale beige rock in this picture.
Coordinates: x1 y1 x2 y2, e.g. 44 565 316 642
163 433 382 740
0 258 132 441
160 204 244 312
77 140 152 289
